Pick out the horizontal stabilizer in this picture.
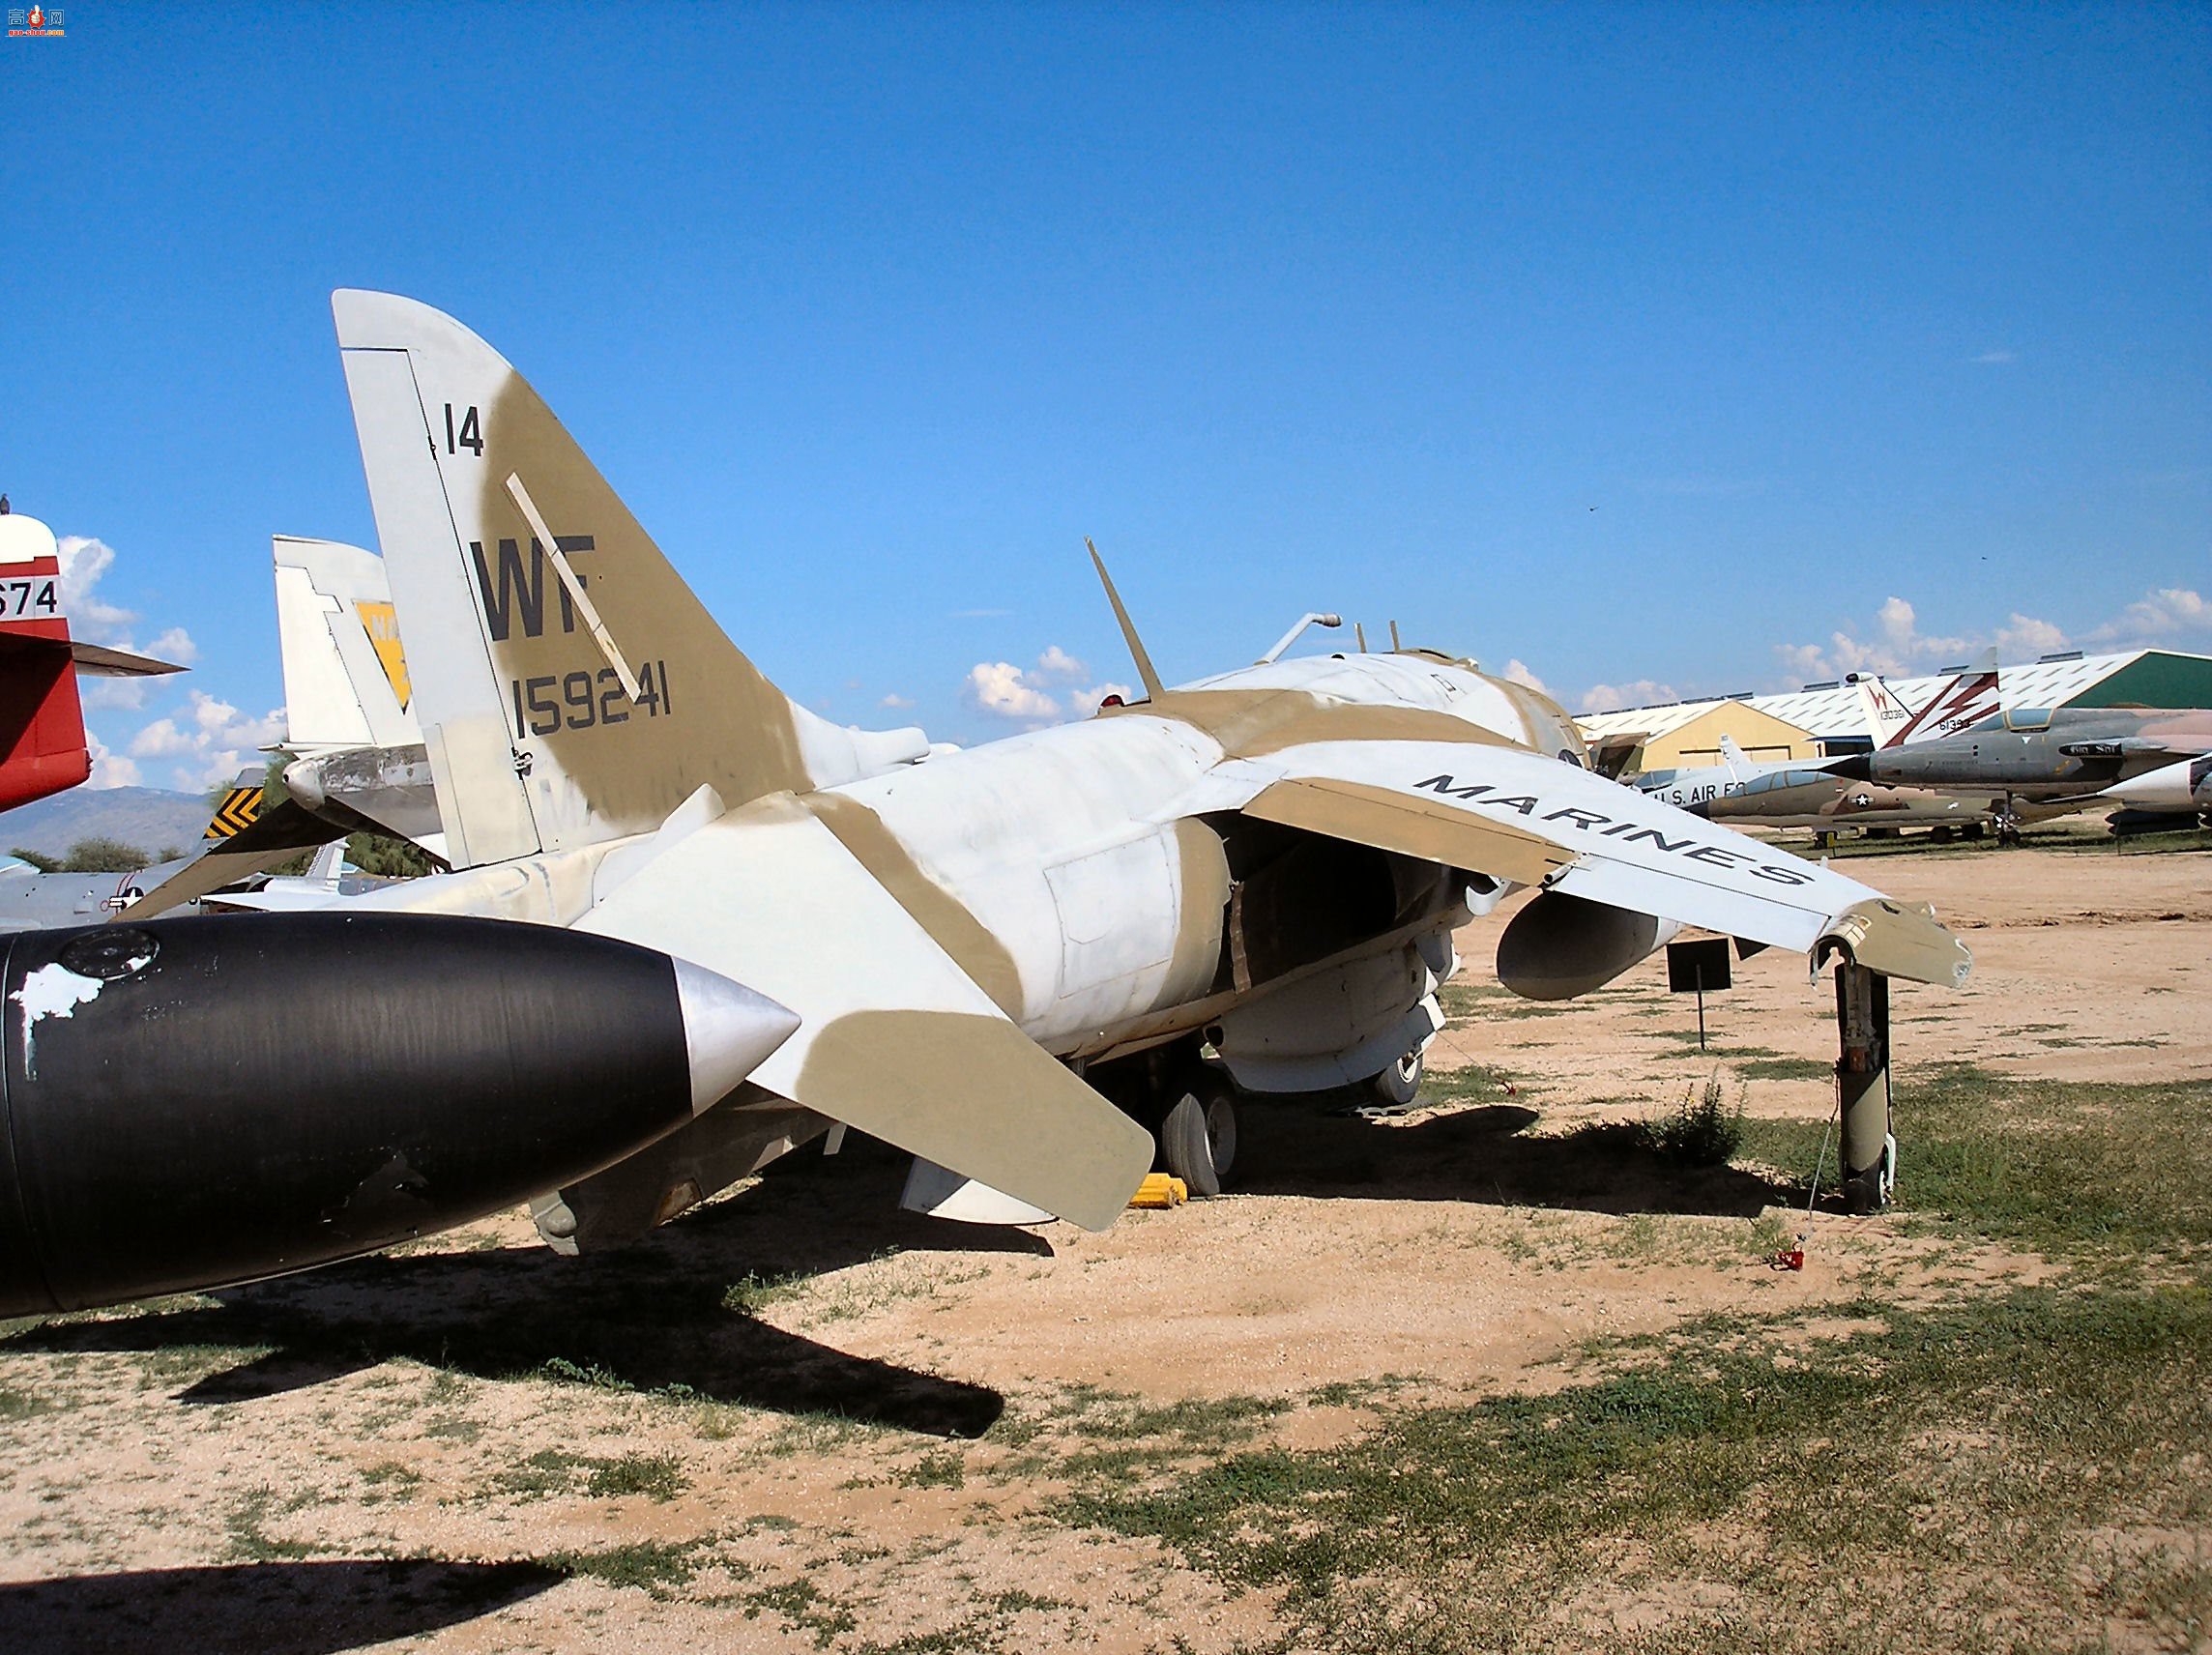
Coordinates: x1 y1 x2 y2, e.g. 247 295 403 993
117 798 355 922
580 794 1155 1229
68 641 188 679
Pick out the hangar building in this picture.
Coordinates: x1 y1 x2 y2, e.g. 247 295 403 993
1577 647 2212 773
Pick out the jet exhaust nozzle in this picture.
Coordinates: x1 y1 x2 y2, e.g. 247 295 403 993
1496 889 1681 1002
0 913 797 1317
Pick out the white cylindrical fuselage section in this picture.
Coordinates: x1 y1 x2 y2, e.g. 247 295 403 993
835 713 1221 1040
832 653 1571 1051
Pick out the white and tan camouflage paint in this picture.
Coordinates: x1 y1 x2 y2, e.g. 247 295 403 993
329 292 1971 1233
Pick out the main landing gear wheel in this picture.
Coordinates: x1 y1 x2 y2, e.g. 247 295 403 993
1160 1081 1238 1197
1369 1047 1423 1107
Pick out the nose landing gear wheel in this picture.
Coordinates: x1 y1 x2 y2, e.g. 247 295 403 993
1160 1084 1237 1196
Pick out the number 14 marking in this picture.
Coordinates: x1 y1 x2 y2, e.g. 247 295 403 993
445 404 482 456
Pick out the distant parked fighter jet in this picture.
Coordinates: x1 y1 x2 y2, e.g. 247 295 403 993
0 772 341 934
2098 753 2212 817
0 294 1972 1319
1825 705 2212 839
1635 714 1990 837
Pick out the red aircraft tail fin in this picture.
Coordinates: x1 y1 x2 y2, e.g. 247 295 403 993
0 514 90 813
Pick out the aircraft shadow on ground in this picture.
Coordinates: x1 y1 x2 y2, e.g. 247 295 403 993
5 1144 1016 1437
0 1558 564 1655
0 1104 1783 1425
745 1092 1795 1223
1234 1097 1796 1219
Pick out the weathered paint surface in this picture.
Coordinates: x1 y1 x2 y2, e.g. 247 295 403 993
329 291 1973 1233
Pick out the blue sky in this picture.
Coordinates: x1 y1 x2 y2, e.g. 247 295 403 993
3 2 2206 788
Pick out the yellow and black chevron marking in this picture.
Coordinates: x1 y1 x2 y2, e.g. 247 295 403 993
204 784 264 840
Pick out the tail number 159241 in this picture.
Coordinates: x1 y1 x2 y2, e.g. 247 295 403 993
511 660 673 737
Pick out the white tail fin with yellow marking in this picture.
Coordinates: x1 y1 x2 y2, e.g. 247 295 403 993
333 291 927 869
272 537 422 751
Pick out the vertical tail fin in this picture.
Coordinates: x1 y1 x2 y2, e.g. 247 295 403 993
202 769 267 840
1851 674 1914 748
0 513 90 812
332 291 926 869
1885 650 2001 746
272 537 422 751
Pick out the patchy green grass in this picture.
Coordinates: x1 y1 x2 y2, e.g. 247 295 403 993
223 1487 322 1564
496 1447 688 1502
1060 1285 2212 1652
739 1576 859 1646
1739 1064 2212 1263
1440 983 1576 1020
357 1460 422 1503
985 1384 1297 1478
0 1380 55 1421
722 1269 808 1315
1416 1063 1519 1107
1728 1055 1834 1082
1821 824 2211 861
895 1449 967 1490
997 1055 2212 1652
1656 1034 1786 1056
540 1538 705 1598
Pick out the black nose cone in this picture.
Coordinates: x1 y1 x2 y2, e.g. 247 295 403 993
1825 753 1874 781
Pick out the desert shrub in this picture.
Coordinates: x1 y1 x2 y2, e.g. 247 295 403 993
1643 1070 1744 1165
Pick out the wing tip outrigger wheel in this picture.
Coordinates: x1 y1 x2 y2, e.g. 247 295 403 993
1368 1046 1424 1107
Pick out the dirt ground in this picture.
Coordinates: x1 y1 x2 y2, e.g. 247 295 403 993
0 838 2205 1652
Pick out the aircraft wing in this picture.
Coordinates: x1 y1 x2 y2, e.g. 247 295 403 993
67 641 189 678
116 797 364 921
1166 740 1971 987
578 792 1156 1230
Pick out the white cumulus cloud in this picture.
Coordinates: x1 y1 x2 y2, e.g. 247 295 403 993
1775 595 1979 682
1776 587 2212 686
55 535 139 646
963 644 1143 725
1501 659 1551 695
128 691 285 790
1579 679 1681 712
1069 681 1135 717
2088 587 2212 646
84 732 140 790
965 661 1061 721
55 537 199 710
878 692 916 710
1033 645 1088 683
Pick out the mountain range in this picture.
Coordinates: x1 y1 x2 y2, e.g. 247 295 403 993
0 786 219 861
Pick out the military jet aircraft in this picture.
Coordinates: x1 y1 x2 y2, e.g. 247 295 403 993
0 771 343 934
109 539 466 920
1635 711 1991 838
0 293 1971 1319
1826 704 2212 840
2098 753 2212 818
